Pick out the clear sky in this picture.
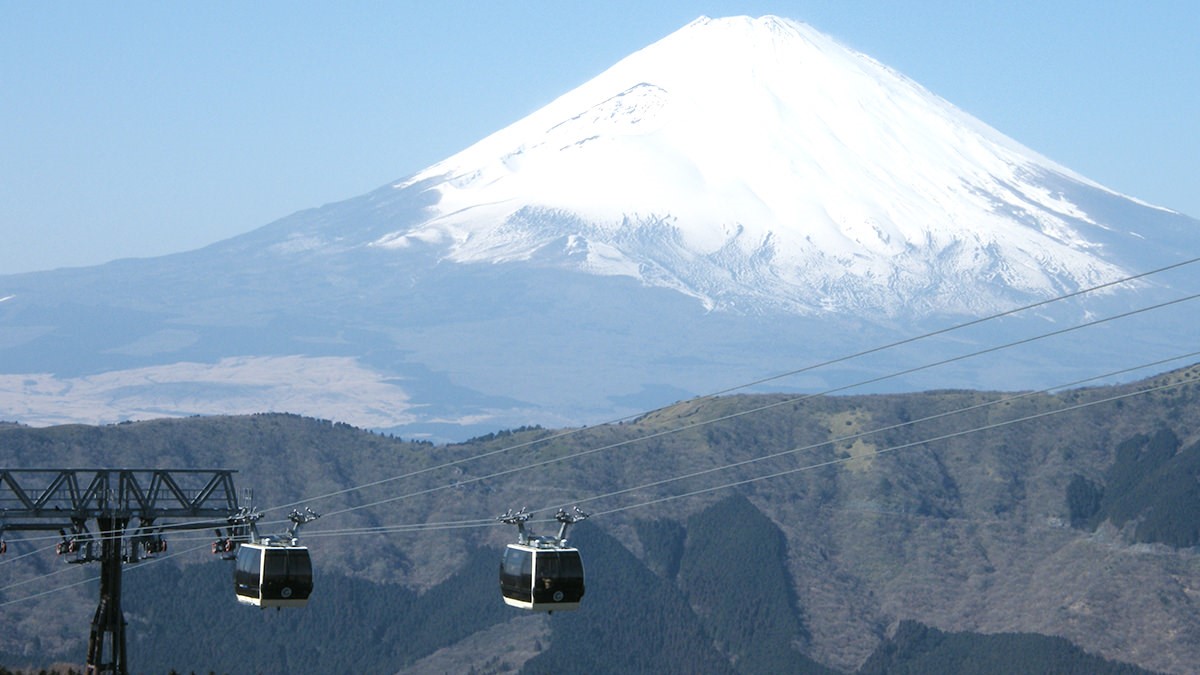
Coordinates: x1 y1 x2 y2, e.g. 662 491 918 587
1 1 1196 274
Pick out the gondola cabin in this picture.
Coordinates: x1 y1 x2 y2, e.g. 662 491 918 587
499 542 585 612
234 541 313 608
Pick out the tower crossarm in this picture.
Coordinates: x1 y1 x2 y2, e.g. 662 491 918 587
0 469 240 525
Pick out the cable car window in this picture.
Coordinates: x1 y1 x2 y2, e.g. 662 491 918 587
552 550 580 581
500 547 533 603
264 550 288 579
234 546 262 595
287 549 313 584
538 552 559 580
545 551 583 584
501 547 533 585
531 550 585 605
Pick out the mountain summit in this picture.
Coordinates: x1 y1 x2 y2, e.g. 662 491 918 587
373 15 1155 315
0 16 1196 437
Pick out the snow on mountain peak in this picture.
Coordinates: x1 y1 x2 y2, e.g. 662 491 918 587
381 15 1134 316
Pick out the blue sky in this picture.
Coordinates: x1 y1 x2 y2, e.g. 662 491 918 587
1 1 1196 274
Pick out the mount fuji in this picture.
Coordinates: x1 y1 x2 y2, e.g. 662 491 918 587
1 15 1196 440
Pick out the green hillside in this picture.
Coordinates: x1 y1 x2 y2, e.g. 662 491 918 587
2 364 1199 673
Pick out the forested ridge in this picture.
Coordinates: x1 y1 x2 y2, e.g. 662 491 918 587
2 364 1198 673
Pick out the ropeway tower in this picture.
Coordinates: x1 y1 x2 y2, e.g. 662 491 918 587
0 468 247 675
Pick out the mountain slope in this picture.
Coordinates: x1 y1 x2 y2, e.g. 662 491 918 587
2 367 1199 673
0 15 1196 439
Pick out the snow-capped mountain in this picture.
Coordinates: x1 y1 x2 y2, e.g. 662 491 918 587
368 15 1170 316
0 15 1196 439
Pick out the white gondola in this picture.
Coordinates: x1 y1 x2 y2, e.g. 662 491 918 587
498 507 588 612
227 507 319 609
234 540 314 608
499 542 585 611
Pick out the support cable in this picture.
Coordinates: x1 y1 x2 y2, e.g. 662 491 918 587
257 257 1200 518
537 351 1200 514
588 375 1198 518
296 349 1200 538
300 292 1200 523
274 368 1200 539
